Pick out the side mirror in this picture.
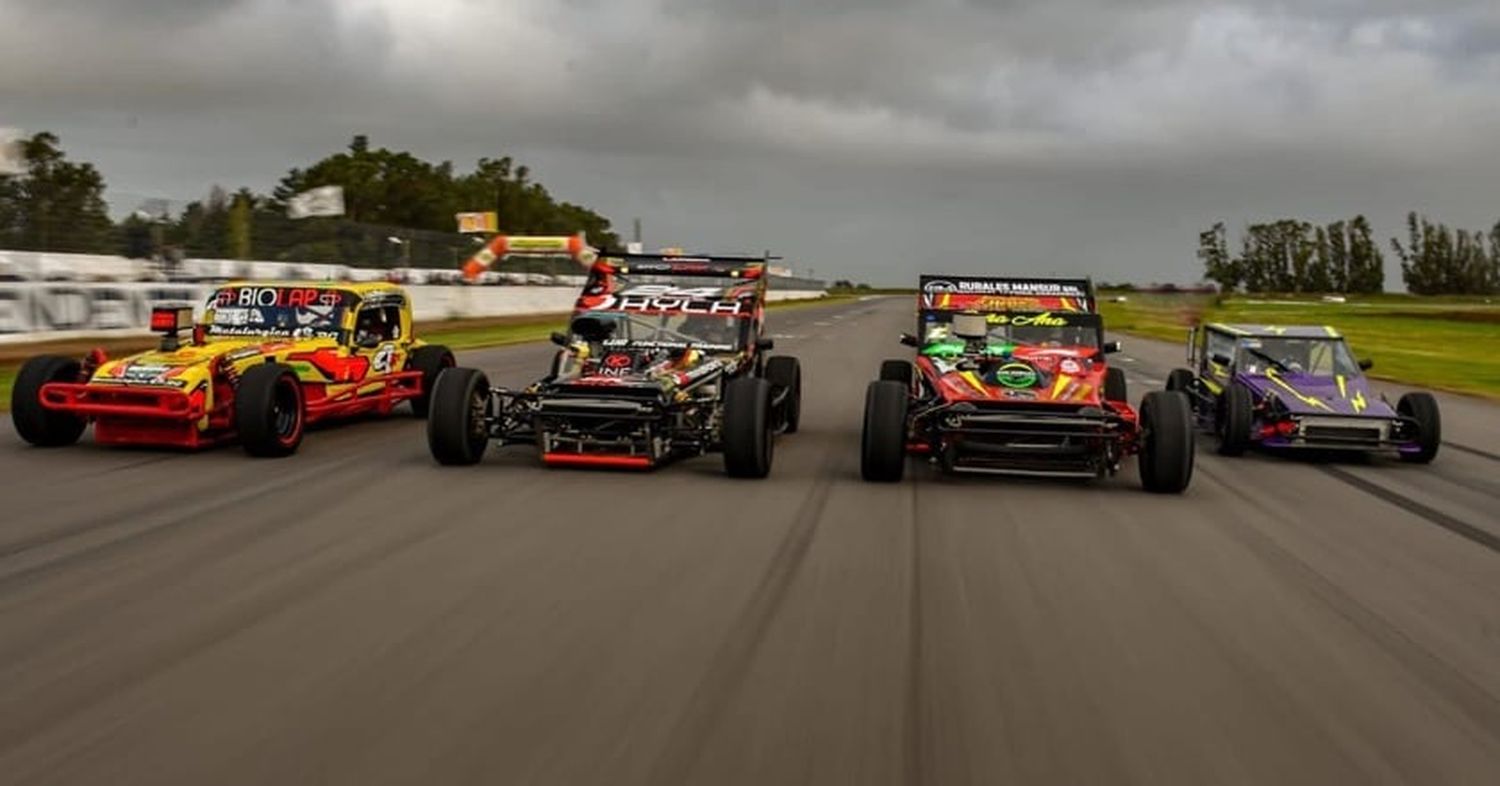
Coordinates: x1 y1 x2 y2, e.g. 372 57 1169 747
1211 352 1232 367
1358 358 1374 371
1103 341 1122 354
756 337 775 352
899 333 920 348
550 332 569 347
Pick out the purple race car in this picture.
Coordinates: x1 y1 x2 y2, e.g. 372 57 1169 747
1165 323 1440 463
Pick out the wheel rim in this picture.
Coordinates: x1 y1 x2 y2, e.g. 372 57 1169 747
467 388 487 443
273 379 301 444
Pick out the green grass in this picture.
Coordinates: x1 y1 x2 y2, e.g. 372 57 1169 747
1098 293 1500 399
0 295 855 412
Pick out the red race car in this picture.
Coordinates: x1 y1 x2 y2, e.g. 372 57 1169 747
861 275 1194 492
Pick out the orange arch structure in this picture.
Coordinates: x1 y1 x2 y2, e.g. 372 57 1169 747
461 234 593 281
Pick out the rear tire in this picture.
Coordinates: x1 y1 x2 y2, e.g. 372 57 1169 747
1139 390 1195 493
1397 392 1441 464
407 344 455 418
1217 383 1253 457
861 380 909 482
1166 368 1196 393
237 363 305 457
764 356 802 434
879 359 912 387
11 355 87 447
723 376 773 478
1104 367 1128 402
427 367 491 466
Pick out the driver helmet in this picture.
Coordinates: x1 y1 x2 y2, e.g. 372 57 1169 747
686 316 738 347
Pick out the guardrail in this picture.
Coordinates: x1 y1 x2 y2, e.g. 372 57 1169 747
0 281 829 344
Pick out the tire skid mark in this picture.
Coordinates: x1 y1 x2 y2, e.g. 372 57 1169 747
1316 465 1500 555
1196 462 1500 738
644 458 837 784
902 476 925 786
0 451 370 591
0 457 453 661
1444 442 1500 463
0 509 461 756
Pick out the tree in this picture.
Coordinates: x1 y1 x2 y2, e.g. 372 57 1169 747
1197 222 1238 291
1344 215 1384 293
0 132 114 254
227 189 253 260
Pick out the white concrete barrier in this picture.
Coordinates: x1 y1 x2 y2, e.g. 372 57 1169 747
0 281 828 344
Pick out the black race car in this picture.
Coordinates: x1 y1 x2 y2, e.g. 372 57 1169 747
425 253 801 477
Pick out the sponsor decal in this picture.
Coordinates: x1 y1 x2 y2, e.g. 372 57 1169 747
985 312 1069 327
1002 389 1038 400
604 353 633 369
596 293 747 315
922 278 1089 296
99 362 191 388
1059 358 1084 375
994 362 1039 389
214 286 347 309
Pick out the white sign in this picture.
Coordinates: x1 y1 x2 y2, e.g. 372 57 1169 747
0 130 26 176
625 242 644 254
287 185 346 219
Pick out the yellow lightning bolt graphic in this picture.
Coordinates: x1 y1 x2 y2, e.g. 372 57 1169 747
1265 368 1331 410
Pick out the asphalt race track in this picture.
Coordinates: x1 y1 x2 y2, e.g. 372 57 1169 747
2 297 1498 785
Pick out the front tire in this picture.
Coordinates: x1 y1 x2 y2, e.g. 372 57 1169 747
427 367 491 466
236 363 305 457
12 355 87 447
879 359 912 387
723 376 773 478
1138 390 1195 493
1104 367 1128 402
407 344 455 418
764 356 802 434
1397 392 1441 464
1166 368 1196 393
861 380 909 482
1217 383 1253 457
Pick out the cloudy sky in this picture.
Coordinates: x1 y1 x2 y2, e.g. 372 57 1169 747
4 0 1500 285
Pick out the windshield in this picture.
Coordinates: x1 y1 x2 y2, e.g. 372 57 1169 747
1236 336 1360 376
922 312 1102 350
572 310 747 352
204 286 351 341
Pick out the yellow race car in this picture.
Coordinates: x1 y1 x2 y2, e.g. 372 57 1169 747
11 281 454 456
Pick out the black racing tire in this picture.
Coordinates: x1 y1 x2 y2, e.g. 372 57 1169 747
764 355 802 434
1104 367 1128 402
861 380 909 482
407 344 456 418
236 363 305 457
1397 392 1441 464
1217 383 1254 457
427 367 491 466
1138 390 1195 494
11 355 87 447
879 359 913 387
723 376 774 478
1166 368 1196 393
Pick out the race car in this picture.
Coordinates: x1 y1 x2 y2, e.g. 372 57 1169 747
425 253 801 477
10 282 454 456
861 275 1194 493
1165 323 1440 462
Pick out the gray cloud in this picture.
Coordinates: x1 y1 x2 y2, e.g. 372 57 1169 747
2 0 1500 285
